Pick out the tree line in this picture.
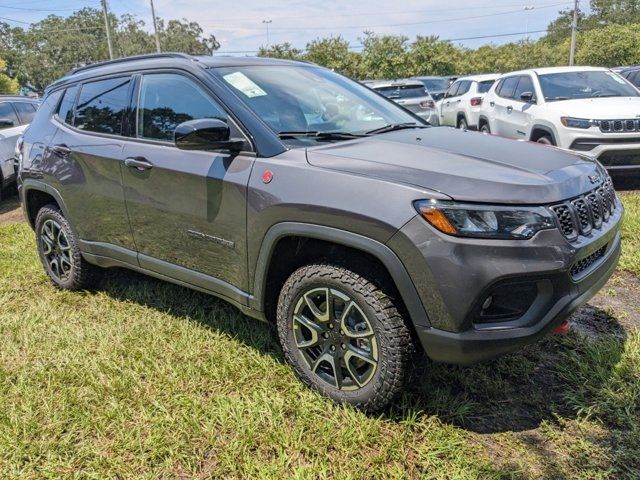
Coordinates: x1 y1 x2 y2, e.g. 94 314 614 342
1 0 640 94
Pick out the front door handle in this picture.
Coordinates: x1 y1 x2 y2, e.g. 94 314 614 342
489 101 495 107
50 144 71 158
124 157 153 171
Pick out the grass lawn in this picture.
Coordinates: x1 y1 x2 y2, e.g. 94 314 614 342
0 192 638 479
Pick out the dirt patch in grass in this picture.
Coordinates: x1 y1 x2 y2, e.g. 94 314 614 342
587 271 640 331
0 194 22 225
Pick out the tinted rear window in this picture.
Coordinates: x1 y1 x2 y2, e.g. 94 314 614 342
375 85 427 99
13 102 37 124
74 77 131 135
477 80 495 93
421 78 449 91
0 102 19 129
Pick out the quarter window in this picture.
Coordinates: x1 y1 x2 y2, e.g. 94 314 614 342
75 77 131 135
137 73 227 141
13 102 37 124
0 102 19 129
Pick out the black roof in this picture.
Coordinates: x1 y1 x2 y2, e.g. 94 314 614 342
47 53 312 92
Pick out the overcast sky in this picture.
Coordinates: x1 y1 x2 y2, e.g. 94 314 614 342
1 0 580 54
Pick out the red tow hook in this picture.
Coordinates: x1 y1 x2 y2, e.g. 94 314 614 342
552 319 571 335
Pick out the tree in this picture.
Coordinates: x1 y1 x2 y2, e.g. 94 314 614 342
0 57 19 94
305 36 362 78
156 18 220 54
257 42 303 60
408 36 461 76
576 22 640 65
359 32 410 79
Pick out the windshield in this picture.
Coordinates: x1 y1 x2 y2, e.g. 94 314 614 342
538 70 639 101
212 65 420 143
420 78 449 91
373 85 428 99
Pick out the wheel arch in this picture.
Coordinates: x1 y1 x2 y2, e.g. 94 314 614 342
529 124 558 145
251 222 430 328
21 180 73 231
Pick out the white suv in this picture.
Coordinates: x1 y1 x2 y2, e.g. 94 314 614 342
0 96 39 200
479 66 640 175
437 74 499 129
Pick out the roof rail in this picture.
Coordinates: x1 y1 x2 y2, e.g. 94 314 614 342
69 52 197 75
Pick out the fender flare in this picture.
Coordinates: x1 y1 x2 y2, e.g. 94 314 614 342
250 222 431 327
21 179 75 232
530 124 558 145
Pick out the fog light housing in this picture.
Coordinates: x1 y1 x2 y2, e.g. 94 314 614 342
474 281 538 324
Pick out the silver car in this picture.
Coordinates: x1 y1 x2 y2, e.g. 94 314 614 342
368 79 439 125
0 96 39 200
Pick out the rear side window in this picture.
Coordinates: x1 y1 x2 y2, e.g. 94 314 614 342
13 102 37 124
75 77 132 135
0 102 19 129
513 76 535 100
477 80 495 94
57 85 79 125
456 81 471 96
497 76 519 99
137 73 227 141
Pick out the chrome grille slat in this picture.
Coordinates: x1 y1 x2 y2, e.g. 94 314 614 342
550 181 618 241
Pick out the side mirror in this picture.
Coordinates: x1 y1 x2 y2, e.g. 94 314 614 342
520 91 536 103
174 118 244 153
0 118 15 128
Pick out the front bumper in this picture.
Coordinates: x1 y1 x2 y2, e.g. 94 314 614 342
562 130 640 174
388 200 623 365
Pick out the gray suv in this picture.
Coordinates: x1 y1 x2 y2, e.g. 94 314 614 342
18 54 622 412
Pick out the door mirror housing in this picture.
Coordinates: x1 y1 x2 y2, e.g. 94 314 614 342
0 118 15 129
519 91 536 103
174 118 244 152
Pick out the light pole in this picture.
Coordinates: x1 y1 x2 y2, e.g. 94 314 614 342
569 0 579 66
523 5 534 38
150 0 161 53
262 19 272 49
101 0 114 60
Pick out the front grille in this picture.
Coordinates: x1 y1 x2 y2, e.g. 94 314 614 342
598 150 640 167
549 179 618 241
570 245 607 278
599 119 640 133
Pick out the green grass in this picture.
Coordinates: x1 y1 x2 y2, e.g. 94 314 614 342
0 192 638 479
619 191 640 275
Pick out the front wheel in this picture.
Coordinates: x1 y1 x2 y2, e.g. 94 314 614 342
536 134 554 145
276 263 415 412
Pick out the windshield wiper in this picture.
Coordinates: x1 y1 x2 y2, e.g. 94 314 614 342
365 122 428 135
277 131 365 140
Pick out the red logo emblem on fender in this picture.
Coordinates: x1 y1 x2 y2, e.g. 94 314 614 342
261 170 274 184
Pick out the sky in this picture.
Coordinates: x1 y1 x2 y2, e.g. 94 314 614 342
0 0 582 54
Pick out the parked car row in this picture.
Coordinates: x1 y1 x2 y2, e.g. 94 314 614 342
435 66 640 176
0 96 39 200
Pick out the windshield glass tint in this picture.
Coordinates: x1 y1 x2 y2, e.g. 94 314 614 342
538 71 639 101
421 78 449 91
477 80 495 93
214 65 418 139
375 85 427 99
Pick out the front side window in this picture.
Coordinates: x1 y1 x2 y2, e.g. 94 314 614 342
513 76 535 100
538 70 640 101
57 85 79 125
0 102 19 129
213 65 418 143
13 102 37 125
137 73 227 141
75 77 131 135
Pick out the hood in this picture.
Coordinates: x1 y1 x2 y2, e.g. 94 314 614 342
305 127 602 204
543 96 640 119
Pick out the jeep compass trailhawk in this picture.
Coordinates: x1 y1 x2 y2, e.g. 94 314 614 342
18 54 623 412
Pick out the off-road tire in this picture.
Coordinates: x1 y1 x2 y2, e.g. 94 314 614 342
277 263 415 412
35 204 99 290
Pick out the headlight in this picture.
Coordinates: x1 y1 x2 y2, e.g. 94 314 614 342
414 200 555 240
560 117 593 129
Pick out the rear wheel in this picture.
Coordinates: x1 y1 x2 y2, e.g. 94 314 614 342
277 263 415 412
480 123 491 134
457 116 468 130
35 205 99 290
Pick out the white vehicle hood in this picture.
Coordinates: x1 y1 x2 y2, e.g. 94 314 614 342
543 96 640 119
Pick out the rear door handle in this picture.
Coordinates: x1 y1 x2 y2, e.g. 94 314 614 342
50 144 71 158
124 157 153 171
489 101 495 107
506 105 513 113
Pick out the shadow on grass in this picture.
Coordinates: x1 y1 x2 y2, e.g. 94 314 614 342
95 267 628 438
